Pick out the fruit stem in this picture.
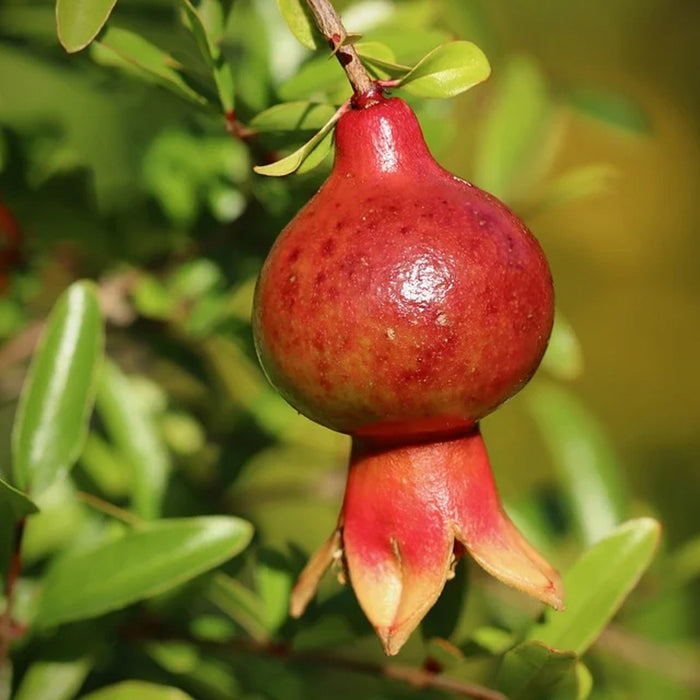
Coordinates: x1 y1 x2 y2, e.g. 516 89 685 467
304 0 376 99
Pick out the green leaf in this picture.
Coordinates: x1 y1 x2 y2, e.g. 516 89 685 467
95 361 171 519
567 87 651 134
277 0 318 50
528 518 661 654
208 573 269 642
178 0 235 112
0 477 39 520
254 106 342 176
12 281 103 496
355 42 409 81
526 382 627 545
397 41 490 98
256 550 293 634
14 656 92 700
278 56 348 102
36 516 253 628
532 164 616 215
540 311 584 381
473 56 553 202
666 533 700 588
93 27 210 107
250 101 336 132
80 681 194 700
56 0 118 53
497 641 577 699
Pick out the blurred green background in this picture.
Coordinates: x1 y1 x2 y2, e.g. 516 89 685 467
0 0 698 698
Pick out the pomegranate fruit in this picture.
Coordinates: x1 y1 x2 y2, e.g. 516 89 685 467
253 94 563 654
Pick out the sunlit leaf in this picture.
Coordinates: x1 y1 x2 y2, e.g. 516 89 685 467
528 518 661 654
178 0 235 112
532 164 617 215
473 56 553 202
277 0 318 50
526 382 627 544
80 680 194 700
14 656 92 700
12 281 103 496
93 27 210 107
567 87 651 134
36 516 253 628
254 106 342 176
540 311 584 381
497 641 577 699
56 0 118 53
79 432 131 498
397 41 490 98
95 361 171 520
355 42 409 80
250 101 336 132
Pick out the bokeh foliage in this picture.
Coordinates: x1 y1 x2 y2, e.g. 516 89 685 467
0 1 698 698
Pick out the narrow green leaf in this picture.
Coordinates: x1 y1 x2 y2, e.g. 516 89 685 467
572 662 593 700
526 382 627 544
540 311 584 381
80 681 194 700
0 477 39 520
277 0 318 50
12 281 103 496
93 27 209 107
178 0 235 112
250 101 336 132
96 361 171 519
397 41 490 98
15 656 92 700
532 164 616 215
296 130 333 173
256 550 293 633
473 56 552 202
208 573 269 642
36 516 253 628
497 641 577 699
567 87 651 134
56 0 118 53
528 518 661 654
355 42 410 81
254 106 343 176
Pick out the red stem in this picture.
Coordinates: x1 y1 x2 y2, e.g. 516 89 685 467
0 518 26 672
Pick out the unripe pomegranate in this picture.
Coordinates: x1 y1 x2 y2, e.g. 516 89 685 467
253 93 563 655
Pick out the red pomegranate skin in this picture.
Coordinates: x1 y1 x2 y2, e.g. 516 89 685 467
253 97 554 437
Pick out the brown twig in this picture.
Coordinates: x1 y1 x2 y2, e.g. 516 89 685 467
304 0 375 97
76 491 142 527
